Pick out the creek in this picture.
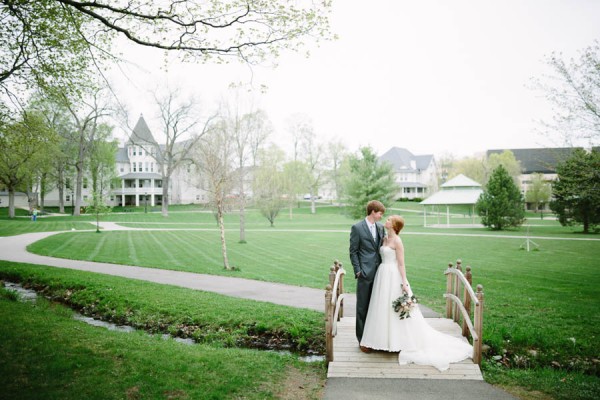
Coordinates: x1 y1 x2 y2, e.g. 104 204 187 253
2 281 324 363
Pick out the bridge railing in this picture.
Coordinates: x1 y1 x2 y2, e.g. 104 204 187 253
324 260 346 363
444 259 485 365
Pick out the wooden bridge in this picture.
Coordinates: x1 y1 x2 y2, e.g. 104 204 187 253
324 260 485 380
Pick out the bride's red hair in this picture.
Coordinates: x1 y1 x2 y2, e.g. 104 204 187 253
390 215 405 234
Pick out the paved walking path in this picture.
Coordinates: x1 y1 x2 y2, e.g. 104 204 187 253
0 222 517 399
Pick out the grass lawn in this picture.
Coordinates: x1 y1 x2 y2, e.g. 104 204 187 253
1 204 599 399
0 288 325 399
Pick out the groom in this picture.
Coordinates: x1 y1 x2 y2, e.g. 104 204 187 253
349 200 385 352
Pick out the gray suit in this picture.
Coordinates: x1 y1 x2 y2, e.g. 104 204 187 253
349 219 384 342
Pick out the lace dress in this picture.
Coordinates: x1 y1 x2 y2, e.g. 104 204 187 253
360 245 473 371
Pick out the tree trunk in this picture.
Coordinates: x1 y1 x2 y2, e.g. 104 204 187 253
74 157 84 216
161 174 170 217
239 171 246 243
218 202 231 269
8 189 15 218
57 166 65 214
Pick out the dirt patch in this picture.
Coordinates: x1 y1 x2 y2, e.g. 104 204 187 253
275 365 326 400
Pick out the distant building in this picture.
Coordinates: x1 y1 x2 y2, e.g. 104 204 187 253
32 115 207 209
379 147 438 200
486 147 582 210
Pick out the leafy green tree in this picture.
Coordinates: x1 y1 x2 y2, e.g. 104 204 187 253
0 111 57 218
525 173 552 213
550 149 600 233
282 160 310 219
2 1 332 101
487 150 522 184
343 147 398 220
89 127 118 194
1 0 94 100
476 165 525 230
86 191 112 233
449 156 486 184
253 145 286 227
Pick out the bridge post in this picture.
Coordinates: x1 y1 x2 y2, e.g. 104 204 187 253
325 284 333 363
473 284 484 365
445 262 454 318
462 266 473 337
453 260 462 323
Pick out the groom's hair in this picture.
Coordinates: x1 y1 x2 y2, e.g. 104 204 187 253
366 200 385 216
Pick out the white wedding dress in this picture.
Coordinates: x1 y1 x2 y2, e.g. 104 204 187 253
360 246 473 371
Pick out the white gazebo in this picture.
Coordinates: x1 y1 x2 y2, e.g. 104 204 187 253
420 174 483 227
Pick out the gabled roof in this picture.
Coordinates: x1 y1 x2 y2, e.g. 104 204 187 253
379 147 433 172
127 115 157 146
420 174 482 205
486 148 579 174
442 174 481 188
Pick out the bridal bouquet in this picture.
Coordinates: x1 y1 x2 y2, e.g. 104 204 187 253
392 291 418 320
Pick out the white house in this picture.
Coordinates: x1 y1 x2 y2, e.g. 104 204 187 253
379 147 438 200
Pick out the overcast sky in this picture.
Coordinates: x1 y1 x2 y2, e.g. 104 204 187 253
108 0 600 159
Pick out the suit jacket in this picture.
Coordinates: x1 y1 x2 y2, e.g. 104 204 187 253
349 219 385 281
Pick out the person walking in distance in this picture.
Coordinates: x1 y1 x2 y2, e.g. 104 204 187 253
349 200 385 352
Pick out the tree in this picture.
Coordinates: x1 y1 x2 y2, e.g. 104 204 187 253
300 125 326 214
146 87 214 217
535 41 600 147
224 93 271 243
1 1 332 101
550 149 600 233
282 160 310 219
86 190 112 233
327 139 349 204
525 173 552 213
253 145 286 227
343 147 398 220
60 89 112 216
32 96 78 214
0 111 57 218
487 150 522 184
1 0 95 103
190 120 236 270
476 165 525 230
449 155 487 184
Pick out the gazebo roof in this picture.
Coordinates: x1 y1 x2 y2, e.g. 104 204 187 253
441 174 481 188
420 174 482 205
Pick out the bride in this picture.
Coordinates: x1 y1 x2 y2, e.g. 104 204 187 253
359 215 473 371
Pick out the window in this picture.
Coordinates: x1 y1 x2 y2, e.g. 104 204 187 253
151 163 154 172
120 167 124 172
83 178 88 189
145 162 149 172
66 195 71 202
138 162 142 172
132 163 136 172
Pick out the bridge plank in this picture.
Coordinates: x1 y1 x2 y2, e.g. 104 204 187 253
327 316 483 380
